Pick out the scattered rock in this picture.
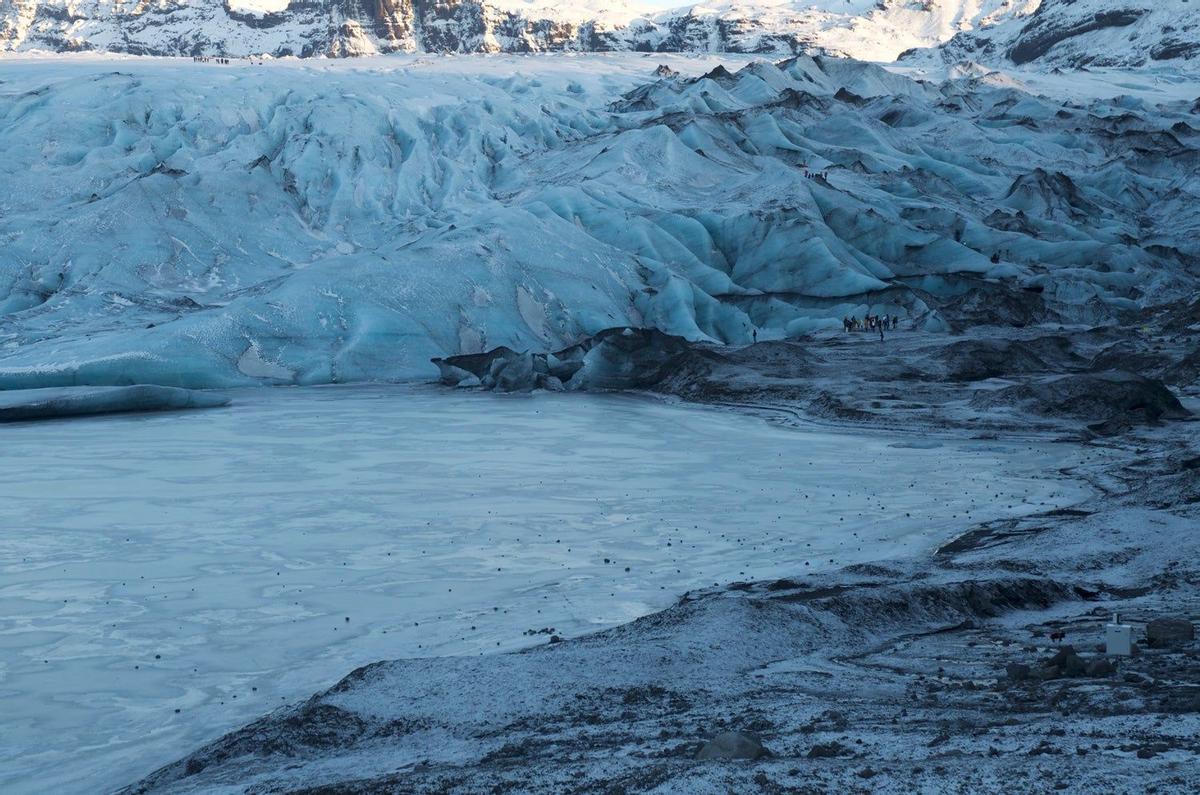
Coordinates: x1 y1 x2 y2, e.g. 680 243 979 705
1043 646 1087 678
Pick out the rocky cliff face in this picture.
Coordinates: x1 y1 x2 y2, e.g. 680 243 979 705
3 1 1195 67
0 0 1040 59
900 0 1200 68
0 0 737 57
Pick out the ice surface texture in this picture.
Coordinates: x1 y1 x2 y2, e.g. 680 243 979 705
0 386 1095 792
0 54 1196 390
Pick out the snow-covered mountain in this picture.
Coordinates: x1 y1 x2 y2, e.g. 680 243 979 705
0 0 1043 60
901 0 1200 69
5 0 1196 66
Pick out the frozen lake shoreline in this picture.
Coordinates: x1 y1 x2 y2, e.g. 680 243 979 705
0 385 1099 792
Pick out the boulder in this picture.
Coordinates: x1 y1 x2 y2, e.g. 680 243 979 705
1006 663 1032 682
1044 646 1087 678
492 351 535 393
695 731 768 761
1146 617 1195 648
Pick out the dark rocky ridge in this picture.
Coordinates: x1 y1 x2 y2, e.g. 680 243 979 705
1009 8 1144 66
901 0 1200 69
434 271 1197 436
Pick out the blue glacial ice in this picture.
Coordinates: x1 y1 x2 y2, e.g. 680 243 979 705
0 53 1196 389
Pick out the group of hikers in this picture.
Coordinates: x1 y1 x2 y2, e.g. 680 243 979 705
192 56 271 66
843 313 899 337
799 162 830 181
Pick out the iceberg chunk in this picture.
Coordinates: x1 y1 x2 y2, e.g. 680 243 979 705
0 386 230 422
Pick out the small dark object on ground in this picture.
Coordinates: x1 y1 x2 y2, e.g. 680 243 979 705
807 741 850 758
1006 663 1031 681
1045 646 1087 677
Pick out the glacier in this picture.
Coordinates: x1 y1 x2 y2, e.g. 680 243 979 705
1 52 1197 392
2 45 1200 795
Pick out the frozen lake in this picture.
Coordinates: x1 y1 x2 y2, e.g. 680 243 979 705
0 386 1096 792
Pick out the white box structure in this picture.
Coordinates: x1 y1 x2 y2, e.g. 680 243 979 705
1106 613 1132 656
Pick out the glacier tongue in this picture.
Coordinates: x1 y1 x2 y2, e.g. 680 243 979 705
0 53 1197 390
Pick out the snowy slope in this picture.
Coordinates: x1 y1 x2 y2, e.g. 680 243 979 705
0 0 1042 59
902 0 1200 69
0 53 1197 390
